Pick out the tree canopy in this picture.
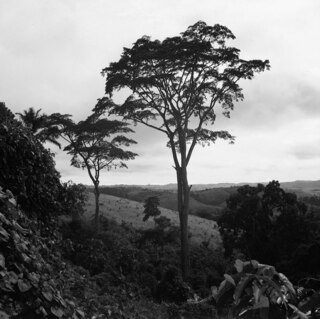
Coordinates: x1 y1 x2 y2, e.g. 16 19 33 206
102 21 269 160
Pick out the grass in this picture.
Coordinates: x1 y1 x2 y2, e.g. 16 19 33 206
98 186 223 220
84 192 222 250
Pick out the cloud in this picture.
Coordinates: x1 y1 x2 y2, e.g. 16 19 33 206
291 144 320 160
1 0 319 184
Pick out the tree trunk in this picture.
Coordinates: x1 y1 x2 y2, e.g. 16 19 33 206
181 162 191 280
94 184 100 230
176 161 190 280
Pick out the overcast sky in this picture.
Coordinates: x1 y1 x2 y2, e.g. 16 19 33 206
1 0 319 185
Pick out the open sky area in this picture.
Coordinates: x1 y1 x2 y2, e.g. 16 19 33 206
1 0 319 185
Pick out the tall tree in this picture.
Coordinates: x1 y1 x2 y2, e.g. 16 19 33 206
59 101 137 228
101 21 270 279
16 107 62 148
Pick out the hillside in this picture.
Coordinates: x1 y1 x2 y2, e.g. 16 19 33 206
96 180 320 222
98 186 223 220
281 180 320 196
84 192 222 250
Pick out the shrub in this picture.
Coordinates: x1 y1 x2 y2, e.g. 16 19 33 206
58 181 88 219
0 102 15 123
196 209 217 221
0 118 62 222
156 265 191 304
219 181 318 278
0 188 84 318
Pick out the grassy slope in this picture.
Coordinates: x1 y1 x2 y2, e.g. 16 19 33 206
84 192 222 250
99 187 223 219
96 182 319 224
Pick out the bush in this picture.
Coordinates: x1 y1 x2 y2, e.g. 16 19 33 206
218 181 318 278
156 265 191 304
58 181 88 219
196 209 217 221
0 102 15 123
0 188 84 318
0 118 62 222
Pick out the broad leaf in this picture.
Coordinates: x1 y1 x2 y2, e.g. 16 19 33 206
51 306 64 318
17 278 32 292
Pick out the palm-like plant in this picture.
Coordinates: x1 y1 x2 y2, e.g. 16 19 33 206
16 107 62 148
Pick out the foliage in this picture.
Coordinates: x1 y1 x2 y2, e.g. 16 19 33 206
196 209 218 221
210 259 320 319
301 195 320 219
0 102 15 123
0 187 170 319
0 188 85 318
102 20 270 279
138 216 180 251
58 182 88 220
142 196 161 221
0 117 62 221
301 195 320 207
60 209 229 311
16 107 63 149
218 181 318 277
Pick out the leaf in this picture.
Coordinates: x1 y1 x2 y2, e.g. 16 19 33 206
234 274 260 305
279 272 295 296
0 311 9 319
7 271 18 284
28 272 40 287
42 289 53 301
0 227 10 243
0 213 10 225
76 309 85 317
38 306 48 316
51 306 64 318
211 286 218 300
0 253 5 269
8 197 17 206
224 273 236 286
18 278 32 292
234 259 244 273
234 274 285 307
20 253 32 264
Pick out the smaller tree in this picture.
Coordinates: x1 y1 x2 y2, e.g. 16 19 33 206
59 100 137 228
142 196 161 221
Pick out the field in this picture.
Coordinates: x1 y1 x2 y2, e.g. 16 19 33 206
84 192 222 249
98 186 224 220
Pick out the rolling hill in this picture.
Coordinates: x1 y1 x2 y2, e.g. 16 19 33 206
84 192 222 250
98 186 223 220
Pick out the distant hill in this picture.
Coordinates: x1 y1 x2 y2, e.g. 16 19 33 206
100 180 320 193
281 180 320 196
92 180 320 221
